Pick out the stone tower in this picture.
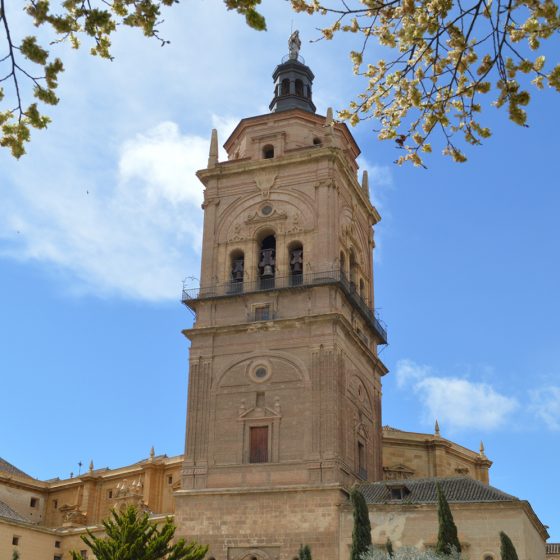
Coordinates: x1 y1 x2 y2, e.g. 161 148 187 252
175 43 388 560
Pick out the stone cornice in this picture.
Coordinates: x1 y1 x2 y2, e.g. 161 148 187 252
196 146 380 224
175 482 345 498
223 109 360 157
183 310 387 374
382 431 493 466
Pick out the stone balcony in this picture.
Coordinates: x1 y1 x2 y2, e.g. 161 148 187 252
182 269 387 345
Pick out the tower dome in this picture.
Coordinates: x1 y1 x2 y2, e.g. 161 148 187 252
269 31 316 114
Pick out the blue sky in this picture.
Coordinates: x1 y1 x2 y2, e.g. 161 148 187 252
0 0 558 542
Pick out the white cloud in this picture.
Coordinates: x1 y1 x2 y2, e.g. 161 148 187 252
394 359 518 431
0 121 212 301
395 359 432 388
415 376 518 431
530 386 560 430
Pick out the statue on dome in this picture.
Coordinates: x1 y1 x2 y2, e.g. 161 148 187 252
288 30 301 60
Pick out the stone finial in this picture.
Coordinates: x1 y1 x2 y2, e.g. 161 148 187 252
362 170 370 199
207 128 218 169
325 108 334 146
89 460 94 473
149 446 155 460
325 107 334 127
480 441 486 456
434 419 440 436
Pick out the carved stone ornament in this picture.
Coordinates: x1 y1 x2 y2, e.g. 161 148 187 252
229 222 247 242
383 464 415 481
254 169 278 198
245 208 287 225
60 504 87 526
287 212 304 234
356 422 369 441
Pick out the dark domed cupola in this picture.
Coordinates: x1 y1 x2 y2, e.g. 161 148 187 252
269 31 316 114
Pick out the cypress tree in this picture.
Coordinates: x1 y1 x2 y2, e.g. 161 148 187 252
70 505 208 560
299 544 312 560
500 532 519 560
350 487 372 560
435 483 461 555
12 551 19 560
386 538 394 558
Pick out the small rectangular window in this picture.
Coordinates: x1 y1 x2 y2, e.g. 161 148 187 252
12 536 20 546
358 441 367 479
254 305 270 321
53 499 58 509
55 540 61 548
30 497 38 508
107 489 113 499
390 487 404 500
249 426 269 463
54 556 63 560
80 550 88 559
167 475 173 485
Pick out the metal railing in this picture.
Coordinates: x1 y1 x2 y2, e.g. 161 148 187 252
182 269 387 344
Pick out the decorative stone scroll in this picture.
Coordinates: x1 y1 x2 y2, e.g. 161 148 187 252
60 504 87 526
245 208 287 225
254 169 278 199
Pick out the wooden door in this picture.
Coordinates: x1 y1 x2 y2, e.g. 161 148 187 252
249 426 269 463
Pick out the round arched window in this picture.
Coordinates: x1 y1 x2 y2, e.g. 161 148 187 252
249 362 271 383
255 367 267 379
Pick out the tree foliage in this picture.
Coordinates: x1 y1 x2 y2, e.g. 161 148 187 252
299 544 313 560
359 545 462 560
69 504 208 560
351 487 373 560
0 0 264 158
499 531 520 560
2 0 558 163
435 484 461 556
288 0 560 165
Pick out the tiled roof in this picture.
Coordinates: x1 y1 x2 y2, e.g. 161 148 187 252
547 544 560 554
0 457 31 478
359 477 518 504
0 500 27 522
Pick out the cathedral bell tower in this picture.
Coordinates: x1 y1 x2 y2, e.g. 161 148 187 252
175 36 388 560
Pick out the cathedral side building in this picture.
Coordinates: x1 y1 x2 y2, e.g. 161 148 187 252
0 43 552 560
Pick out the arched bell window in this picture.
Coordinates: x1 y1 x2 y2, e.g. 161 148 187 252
281 78 290 95
295 79 304 96
258 234 276 289
229 249 244 293
340 251 346 280
349 249 358 291
289 242 303 286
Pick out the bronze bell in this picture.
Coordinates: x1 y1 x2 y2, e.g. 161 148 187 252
262 264 274 278
232 259 244 281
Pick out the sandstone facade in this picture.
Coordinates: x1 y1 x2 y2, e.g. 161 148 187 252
0 49 552 560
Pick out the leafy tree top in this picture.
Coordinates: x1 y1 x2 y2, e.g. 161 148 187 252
1 0 558 163
70 504 208 560
435 483 461 556
351 487 373 560
500 531 520 560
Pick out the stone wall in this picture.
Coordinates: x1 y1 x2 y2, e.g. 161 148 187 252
175 485 347 560
339 501 546 560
